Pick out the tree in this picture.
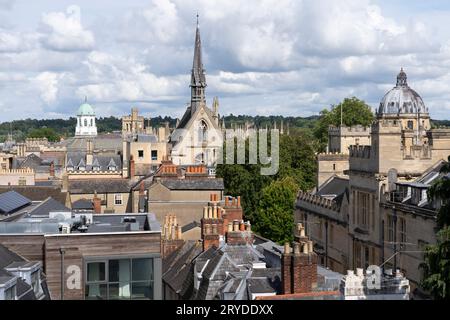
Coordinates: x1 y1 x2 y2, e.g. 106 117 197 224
28 127 60 142
313 97 375 150
421 156 450 300
216 131 317 224
420 227 450 300
254 177 298 244
276 134 317 191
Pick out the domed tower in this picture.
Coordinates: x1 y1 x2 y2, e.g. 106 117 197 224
75 98 98 137
370 69 432 174
377 68 430 132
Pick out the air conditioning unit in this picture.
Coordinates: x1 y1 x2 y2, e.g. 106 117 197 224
61 223 71 234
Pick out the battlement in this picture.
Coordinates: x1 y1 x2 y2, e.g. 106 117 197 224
297 190 339 211
349 145 372 159
372 119 403 132
317 153 349 161
328 125 371 136
0 168 34 175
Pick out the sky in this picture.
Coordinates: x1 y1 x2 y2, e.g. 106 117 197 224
1 0 450 121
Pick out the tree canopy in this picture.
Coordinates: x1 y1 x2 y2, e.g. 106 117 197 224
421 156 450 300
254 177 298 244
28 127 60 142
313 97 375 150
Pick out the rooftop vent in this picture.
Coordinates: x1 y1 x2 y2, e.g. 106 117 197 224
123 216 137 223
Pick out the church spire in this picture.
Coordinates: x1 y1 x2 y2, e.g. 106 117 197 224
190 14 207 114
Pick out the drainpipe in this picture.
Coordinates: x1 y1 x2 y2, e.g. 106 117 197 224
325 221 329 268
393 207 398 271
59 248 65 300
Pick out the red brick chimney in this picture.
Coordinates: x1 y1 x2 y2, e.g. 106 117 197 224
93 191 102 214
223 196 243 222
130 155 135 177
281 224 318 294
49 161 55 178
225 220 254 246
161 214 184 257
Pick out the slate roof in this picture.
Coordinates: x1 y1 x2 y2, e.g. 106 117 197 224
66 152 122 171
182 221 201 233
162 242 202 294
63 134 123 152
0 244 38 300
28 197 70 217
316 176 349 198
159 178 224 191
68 179 132 194
72 199 93 210
0 186 68 204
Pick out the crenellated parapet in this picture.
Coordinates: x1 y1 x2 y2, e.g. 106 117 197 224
317 152 349 161
328 125 371 136
0 168 34 175
349 145 371 159
297 190 340 211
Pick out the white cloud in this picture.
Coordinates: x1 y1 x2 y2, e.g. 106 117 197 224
33 71 61 104
1 0 450 121
40 5 95 51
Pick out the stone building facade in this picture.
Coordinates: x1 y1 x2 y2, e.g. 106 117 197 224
295 69 450 296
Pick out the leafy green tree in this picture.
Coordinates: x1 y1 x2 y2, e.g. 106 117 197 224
28 127 60 142
420 156 450 300
254 177 298 244
428 157 450 229
313 97 375 150
276 134 317 191
420 227 450 300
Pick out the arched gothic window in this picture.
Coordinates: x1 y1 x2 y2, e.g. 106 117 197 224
90 118 93 127
84 119 88 127
198 120 208 142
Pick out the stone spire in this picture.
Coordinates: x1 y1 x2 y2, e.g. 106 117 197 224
190 14 207 115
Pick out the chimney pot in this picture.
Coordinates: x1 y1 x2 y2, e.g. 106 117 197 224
308 241 313 253
233 221 239 232
227 222 233 232
294 242 301 255
208 206 213 219
239 220 245 231
237 196 241 207
302 242 309 254
284 242 291 254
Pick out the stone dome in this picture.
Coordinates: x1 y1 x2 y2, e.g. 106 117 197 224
77 100 95 116
378 69 428 116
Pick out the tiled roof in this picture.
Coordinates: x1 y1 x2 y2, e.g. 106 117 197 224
28 197 70 217
159 178 224 191
0 186 67 204
68 179 132 194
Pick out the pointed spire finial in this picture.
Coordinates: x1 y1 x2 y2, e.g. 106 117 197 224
84 96 88 103
196 12 199 27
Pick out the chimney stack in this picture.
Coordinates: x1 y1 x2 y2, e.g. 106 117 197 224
130 155 135 177
93 191 101 213
49 161 55 178
281 237 318 295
